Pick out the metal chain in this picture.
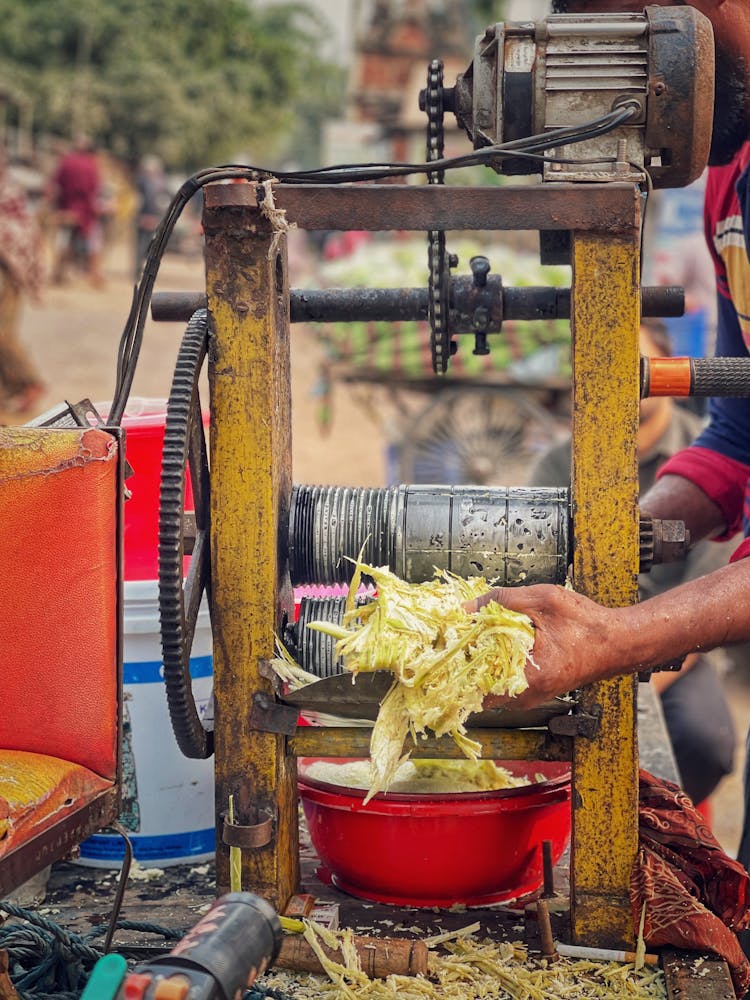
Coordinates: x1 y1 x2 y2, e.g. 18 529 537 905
425 59 453 374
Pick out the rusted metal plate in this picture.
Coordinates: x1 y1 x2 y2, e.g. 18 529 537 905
250 691 299 735
204 181 641 234
282 672 572 728
661 950 735 999
637 682 681 787
289 726 572 761
0 788 119 899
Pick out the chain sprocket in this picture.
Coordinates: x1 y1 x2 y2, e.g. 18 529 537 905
425 58 454 374
158 309 214 759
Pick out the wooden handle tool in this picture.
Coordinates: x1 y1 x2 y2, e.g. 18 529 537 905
277 933 429 979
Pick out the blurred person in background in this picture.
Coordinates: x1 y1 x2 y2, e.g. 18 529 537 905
0 148 45 416
133 154 171 280
48 135 104 288
527 319 737 814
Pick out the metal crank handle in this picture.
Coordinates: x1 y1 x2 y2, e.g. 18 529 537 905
642 356 750 397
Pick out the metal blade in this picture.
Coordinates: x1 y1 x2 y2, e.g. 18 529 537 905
281 672 570 728
282 671 393 720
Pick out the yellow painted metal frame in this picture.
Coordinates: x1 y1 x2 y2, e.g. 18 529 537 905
570 233 641 946
203 186 298 904
201 180 642 945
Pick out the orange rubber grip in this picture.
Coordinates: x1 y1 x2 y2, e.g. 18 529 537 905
646 356 692 396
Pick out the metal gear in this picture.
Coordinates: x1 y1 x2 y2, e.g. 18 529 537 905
158 308 214 759
425 58 454 374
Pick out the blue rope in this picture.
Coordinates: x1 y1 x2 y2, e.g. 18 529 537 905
0 902 101 999
107 921 183 940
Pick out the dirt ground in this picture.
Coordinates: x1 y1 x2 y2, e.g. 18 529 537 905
8 233 750 858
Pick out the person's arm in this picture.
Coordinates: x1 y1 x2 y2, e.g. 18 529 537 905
640 472 727 541
468 557 750 707
646 437 750 547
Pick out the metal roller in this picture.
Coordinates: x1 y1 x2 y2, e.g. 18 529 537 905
289 484 570 587
294 595 348 678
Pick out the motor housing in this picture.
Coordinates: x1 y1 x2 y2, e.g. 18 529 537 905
452 6 714 188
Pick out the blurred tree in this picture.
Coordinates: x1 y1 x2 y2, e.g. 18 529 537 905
468 0 509 32
0 0 345 170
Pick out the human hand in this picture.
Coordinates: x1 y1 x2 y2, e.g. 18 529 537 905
464 585 626 709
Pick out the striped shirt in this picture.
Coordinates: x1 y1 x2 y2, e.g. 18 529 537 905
657 142 750 561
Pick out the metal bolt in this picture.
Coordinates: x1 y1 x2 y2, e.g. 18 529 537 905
473 331 490 356
470 255 491 287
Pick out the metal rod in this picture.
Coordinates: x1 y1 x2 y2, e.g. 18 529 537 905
542 840 555 898
535 898 559 961
151 284 683 324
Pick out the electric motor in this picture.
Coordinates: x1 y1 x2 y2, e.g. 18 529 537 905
451 6 714 188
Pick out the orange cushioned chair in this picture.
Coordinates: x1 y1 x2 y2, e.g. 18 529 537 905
0 425 123 898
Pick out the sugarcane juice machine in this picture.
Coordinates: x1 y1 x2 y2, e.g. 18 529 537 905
157 7 713 950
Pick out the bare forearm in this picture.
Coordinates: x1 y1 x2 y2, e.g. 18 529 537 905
471 558 750 706
606 557 750 675
640 473 727 543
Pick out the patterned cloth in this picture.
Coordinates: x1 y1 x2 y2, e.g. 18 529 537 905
0 167 44 403
631 770 750 996
0 168 43 295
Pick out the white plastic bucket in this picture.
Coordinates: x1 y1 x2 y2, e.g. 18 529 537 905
78 580 215 867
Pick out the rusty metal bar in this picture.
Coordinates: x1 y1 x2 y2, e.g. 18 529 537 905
288 727 572 762
151 284 683 325
202 181 642 233
204 183 298 906
570 226 641 948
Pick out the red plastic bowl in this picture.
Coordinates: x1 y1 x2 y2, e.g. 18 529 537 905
298 758 571 907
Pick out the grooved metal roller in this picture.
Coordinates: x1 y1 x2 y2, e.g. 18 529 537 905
288 484 688 588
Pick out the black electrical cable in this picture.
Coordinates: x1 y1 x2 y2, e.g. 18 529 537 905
108 102 639 424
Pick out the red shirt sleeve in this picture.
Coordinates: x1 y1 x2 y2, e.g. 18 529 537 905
656 445 750 553
730 537 750 562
